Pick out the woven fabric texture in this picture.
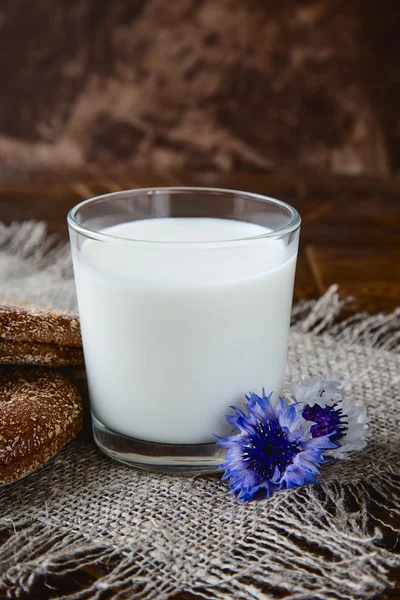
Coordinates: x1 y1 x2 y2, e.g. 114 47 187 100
0 222 399 600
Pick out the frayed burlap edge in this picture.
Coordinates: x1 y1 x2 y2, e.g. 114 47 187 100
0 222 399 600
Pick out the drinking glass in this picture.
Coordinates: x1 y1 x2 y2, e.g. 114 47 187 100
68 188 301 472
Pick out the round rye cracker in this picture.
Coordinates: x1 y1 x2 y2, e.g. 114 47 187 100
0 303 84 367
0 303 82 346
0 340 84 366
0 367 83 485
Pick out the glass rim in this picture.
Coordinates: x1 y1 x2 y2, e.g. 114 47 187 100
67 186 301 244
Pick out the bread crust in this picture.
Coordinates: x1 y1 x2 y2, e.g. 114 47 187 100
0 303 83 366
0 340 84 366
0 367 83 485
0 303 82 347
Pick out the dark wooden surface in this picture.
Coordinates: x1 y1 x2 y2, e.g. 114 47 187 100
2 167 400 311
0 169 399 599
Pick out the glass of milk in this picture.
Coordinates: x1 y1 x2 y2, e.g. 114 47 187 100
68 188 300 472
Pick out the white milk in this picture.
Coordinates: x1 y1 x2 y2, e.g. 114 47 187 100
72 218 297 444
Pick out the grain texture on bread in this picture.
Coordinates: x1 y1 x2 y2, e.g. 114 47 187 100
0 303 83 367
0 303 81 347
0 340 84 366
0 367 82 485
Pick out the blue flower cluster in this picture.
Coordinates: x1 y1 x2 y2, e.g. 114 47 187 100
217 375 369 501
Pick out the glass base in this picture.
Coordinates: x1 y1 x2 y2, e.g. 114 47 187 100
92 414 225 473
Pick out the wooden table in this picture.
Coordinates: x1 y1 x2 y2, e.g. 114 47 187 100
1 167 400 311
0 169 399 599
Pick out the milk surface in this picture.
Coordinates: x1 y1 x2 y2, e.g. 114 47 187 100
72 218 297 443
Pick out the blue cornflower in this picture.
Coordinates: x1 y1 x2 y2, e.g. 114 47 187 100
217 390 336 501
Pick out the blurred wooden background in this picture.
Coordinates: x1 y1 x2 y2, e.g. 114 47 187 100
1 167 400 314
0 0 399 178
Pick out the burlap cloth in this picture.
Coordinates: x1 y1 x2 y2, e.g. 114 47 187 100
0 222 399 600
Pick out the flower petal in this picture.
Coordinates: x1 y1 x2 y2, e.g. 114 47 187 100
218 390 331 501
